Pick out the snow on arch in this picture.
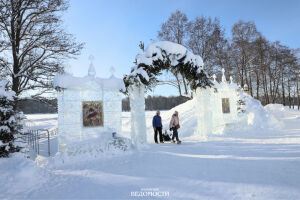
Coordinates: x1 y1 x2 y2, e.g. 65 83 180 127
136 41 204 69
123 41 212 93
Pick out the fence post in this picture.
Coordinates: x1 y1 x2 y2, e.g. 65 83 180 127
37 131 39 155
47 130 50 156
33 131 35 152
24 128 57 157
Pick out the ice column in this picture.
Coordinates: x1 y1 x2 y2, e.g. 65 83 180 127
128 84 147 145
195 87 213 139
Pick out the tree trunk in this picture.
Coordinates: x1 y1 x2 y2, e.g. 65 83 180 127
174 73 182 96
249 73 253 97
281 74 285 106
288 81 292 108
297 74 299 110
264 74 269 104
241 67 244 87
288 80 291 108
181 73 188 95
256 71 260 100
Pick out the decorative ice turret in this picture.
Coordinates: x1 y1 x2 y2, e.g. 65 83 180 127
54 57 125 152
88 55 96 77
212 74 217 83
221 68 226 83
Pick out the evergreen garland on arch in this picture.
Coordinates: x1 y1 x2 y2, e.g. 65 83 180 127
123 42 213 94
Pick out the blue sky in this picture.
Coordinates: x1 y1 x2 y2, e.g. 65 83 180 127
63 0 300 96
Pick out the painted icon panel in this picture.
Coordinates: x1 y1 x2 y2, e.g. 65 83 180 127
222 98 230 114
82 101 104 127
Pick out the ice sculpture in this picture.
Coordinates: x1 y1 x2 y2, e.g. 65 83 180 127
54 59 124 152
194 68 239 137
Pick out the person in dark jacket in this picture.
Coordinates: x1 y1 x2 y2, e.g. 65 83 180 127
152 110 163 143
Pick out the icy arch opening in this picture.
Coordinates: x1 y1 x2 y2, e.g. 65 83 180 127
123 41 212 145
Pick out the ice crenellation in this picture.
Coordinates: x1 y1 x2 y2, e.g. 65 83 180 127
53 73 125 91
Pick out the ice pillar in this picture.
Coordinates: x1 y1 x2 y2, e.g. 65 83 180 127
128 84 147 145
195 87 213 139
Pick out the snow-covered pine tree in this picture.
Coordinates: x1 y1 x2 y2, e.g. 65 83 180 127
0 81 22 157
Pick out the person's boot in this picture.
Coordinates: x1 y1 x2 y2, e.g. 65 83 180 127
177 140 181 144
171 140 175 143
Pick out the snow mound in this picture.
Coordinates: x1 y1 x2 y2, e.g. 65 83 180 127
264 104 299 119
150 94 283 139
157 99 197 138
0 153 49 197
238 94 283 131
264 104 287 112
39 136 133 167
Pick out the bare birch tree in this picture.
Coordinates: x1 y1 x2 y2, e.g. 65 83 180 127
0 0 83 109
158 9 189 96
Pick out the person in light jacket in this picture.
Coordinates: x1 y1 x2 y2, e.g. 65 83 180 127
169 111 181 144
152 110 163 143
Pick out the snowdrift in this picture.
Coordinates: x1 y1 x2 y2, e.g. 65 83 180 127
159 98 197 138
37 136 133 168
264 104 292 118
237 93 283 131
0 153 49 196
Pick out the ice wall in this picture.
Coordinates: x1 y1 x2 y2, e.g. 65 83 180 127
211 84 239 134
194 69 239 137
57 79 122 152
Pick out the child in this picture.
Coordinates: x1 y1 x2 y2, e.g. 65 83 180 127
162 130 172 142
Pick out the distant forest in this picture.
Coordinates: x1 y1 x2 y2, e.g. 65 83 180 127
19 99 57 114
122 95 189 112
19 96 189 114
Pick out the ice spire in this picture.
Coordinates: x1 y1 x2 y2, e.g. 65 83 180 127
88 55 96 77
221 68 226 83
212 74 217 82
230 76 233 84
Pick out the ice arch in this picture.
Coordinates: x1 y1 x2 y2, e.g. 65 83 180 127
123 41 213 144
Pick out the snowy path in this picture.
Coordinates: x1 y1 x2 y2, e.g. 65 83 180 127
26 140 300 200
1 107 300 199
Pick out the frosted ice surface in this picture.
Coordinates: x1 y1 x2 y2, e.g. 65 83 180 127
55 73 123 152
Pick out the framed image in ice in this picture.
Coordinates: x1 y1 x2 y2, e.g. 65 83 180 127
82 101 104 127
222 98 230 114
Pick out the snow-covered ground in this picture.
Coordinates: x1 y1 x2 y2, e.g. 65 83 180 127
1 104 300 199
